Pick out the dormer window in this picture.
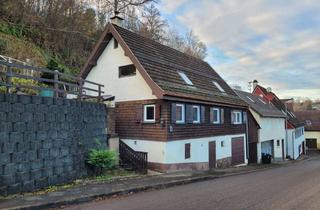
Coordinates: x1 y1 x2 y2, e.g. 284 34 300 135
213 81 226 93
178 71 193 85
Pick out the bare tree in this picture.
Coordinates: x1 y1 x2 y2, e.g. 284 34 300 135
183 30 207 59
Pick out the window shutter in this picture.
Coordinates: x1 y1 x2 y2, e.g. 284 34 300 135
201 106 206 123
155 103 161 122
136 104 143 123
186 105 193 123
210 108 214 123
171 103 176 123
185 143 191 159
221 108 224 124
231 111 235 124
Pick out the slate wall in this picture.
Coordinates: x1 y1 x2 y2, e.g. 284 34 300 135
0 93 107 196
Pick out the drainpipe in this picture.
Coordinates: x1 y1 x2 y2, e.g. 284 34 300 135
292 132 295 159
245 112 249 161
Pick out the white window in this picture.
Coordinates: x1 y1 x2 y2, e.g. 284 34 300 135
213 108 220 124
232 111 242 124
192 105 200 123
213 81 226 93
178 71 193 85
176 104 185 123
143 104 155 123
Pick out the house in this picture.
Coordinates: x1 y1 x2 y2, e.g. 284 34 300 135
79 17 249 172
252 81 305 160
235 90 286 163
295 110 320 150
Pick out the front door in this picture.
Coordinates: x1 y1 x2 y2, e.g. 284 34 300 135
248 142 257 164
209 141 216 169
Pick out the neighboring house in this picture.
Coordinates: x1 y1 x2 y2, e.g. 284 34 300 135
79 18 249 172
236 90 286 163
252 82 305 160
295 110 320 150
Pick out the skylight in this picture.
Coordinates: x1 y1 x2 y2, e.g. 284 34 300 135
213 81 226 93
178 71 193 85
259 98 266 104
246 96 255 103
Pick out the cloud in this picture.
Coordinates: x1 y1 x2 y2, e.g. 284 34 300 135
166 0 320 99
159 0 189 14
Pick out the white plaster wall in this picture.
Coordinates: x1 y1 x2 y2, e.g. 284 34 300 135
84 38 156 102
122 139 166 163
251 110 286 161
122 134 247 165
286 127 305 159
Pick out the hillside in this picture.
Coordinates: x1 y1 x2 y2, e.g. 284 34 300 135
0 20 79 75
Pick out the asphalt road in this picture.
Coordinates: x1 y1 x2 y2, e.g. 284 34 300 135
64 159 320 210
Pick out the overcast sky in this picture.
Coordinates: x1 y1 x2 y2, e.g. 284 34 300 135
159 0 320 100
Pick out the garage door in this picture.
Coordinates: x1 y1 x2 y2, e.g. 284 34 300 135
232 137 245 165
306 138 317 149
261 140 274 156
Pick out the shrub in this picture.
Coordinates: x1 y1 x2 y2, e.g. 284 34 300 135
87 149 117 175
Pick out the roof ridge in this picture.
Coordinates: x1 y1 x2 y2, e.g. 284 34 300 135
112 24 209 66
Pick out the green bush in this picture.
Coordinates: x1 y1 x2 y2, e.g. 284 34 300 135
87 149 117 174
0 39 7 54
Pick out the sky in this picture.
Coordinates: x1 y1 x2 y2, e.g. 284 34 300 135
159 0 320 100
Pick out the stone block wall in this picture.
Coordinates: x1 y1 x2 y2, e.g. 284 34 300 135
0 93 107 196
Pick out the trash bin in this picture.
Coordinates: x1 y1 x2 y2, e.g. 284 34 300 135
261 153 272 164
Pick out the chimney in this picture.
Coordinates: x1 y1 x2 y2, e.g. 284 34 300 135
110 11 124 26
252 80 258 90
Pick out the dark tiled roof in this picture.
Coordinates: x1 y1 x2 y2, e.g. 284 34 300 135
295 110 320 131
235 90 286 118
112 25 247 107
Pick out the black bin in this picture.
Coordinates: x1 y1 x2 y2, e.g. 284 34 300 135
261 153 272 164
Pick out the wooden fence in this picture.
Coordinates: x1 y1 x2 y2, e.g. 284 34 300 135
0 61 104 102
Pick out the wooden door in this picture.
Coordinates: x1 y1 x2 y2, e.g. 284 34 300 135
248 142 257 164
232 137 245 165
209 141 216 169
282 139 285 159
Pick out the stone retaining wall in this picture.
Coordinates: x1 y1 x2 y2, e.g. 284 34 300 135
0 93 107 196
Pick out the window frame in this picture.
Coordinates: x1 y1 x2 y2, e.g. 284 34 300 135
192 105 200 124
212 107 220 124
212 81 226 93
232 111 242 125
143 104 156 123
119 64 136 78
175 104 185 124
178 71 193 86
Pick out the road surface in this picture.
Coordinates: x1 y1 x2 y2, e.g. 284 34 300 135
64 158 320 210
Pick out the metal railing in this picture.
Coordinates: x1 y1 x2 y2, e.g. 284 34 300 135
0 60 104 102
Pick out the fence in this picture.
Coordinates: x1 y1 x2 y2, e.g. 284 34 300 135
0 61 104 102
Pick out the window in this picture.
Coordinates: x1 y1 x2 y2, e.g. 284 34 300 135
143 104 155 123
232 111 242 124
176 104 185 123
246 96 255 102
178 71 193 85
185 143 191 159
192 105 200 123
114 39 118 49
119 64 136 77
213 108 220 124
221 141 225 147
213 81 226 93
277 140 280 147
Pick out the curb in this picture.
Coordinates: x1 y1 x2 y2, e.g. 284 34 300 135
3 157 314 210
